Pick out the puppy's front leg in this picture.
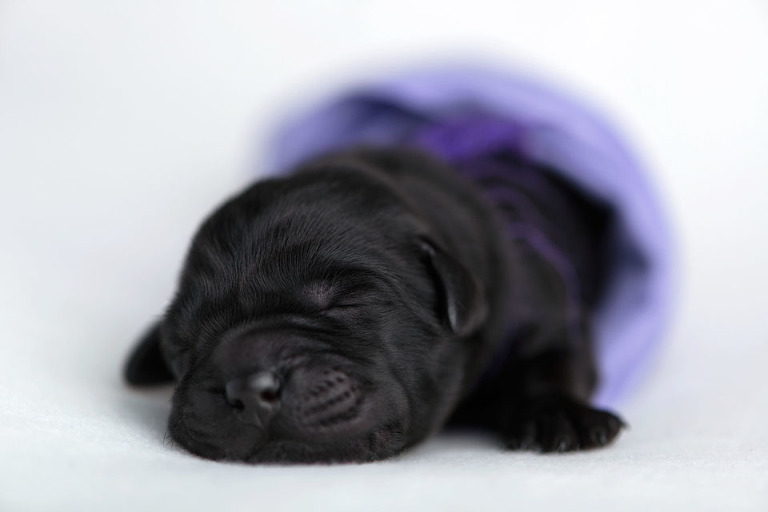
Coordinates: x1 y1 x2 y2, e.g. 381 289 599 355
495 329 626 453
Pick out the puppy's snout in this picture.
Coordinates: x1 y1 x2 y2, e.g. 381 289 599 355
225 371 281 426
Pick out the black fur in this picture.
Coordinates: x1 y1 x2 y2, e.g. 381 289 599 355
125 147 624 463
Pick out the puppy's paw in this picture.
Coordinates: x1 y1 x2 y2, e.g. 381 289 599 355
500 395 625 453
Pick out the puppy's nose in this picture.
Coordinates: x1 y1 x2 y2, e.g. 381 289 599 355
225 371 281 427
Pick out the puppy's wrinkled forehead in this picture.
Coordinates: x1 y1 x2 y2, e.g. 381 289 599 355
184 170 418 294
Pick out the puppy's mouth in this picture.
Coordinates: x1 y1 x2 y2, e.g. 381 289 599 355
168 363 411 464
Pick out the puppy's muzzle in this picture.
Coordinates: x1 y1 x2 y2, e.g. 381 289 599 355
204 329 372 445
172 327 407 461
220 365 366 438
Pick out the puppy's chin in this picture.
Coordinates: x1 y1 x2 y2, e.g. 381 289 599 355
168 397 411 464
244 431 411 464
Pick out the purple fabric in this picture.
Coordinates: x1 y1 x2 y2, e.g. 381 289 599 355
262 65 674 408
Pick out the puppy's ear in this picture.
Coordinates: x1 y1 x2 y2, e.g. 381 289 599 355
124 322 174 386
420 239 488 336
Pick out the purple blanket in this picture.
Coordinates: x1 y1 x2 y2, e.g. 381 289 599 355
262 65 674 407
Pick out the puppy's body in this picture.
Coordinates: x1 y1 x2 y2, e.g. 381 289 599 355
126 147 624 463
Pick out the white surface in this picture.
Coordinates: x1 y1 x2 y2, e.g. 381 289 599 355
1 1 767 511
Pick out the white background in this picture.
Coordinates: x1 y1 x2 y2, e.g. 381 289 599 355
1 1 767 510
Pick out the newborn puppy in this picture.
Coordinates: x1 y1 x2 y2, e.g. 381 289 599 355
125 147 624 463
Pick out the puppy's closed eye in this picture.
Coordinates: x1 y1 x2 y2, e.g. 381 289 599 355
301 272 382 313
302 281 338 311
302 282 364 314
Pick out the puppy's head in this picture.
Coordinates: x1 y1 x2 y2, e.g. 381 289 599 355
125 162 487 463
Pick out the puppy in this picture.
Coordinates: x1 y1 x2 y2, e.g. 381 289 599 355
125 147 624 463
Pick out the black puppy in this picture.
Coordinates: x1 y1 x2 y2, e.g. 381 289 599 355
125 147 624 463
